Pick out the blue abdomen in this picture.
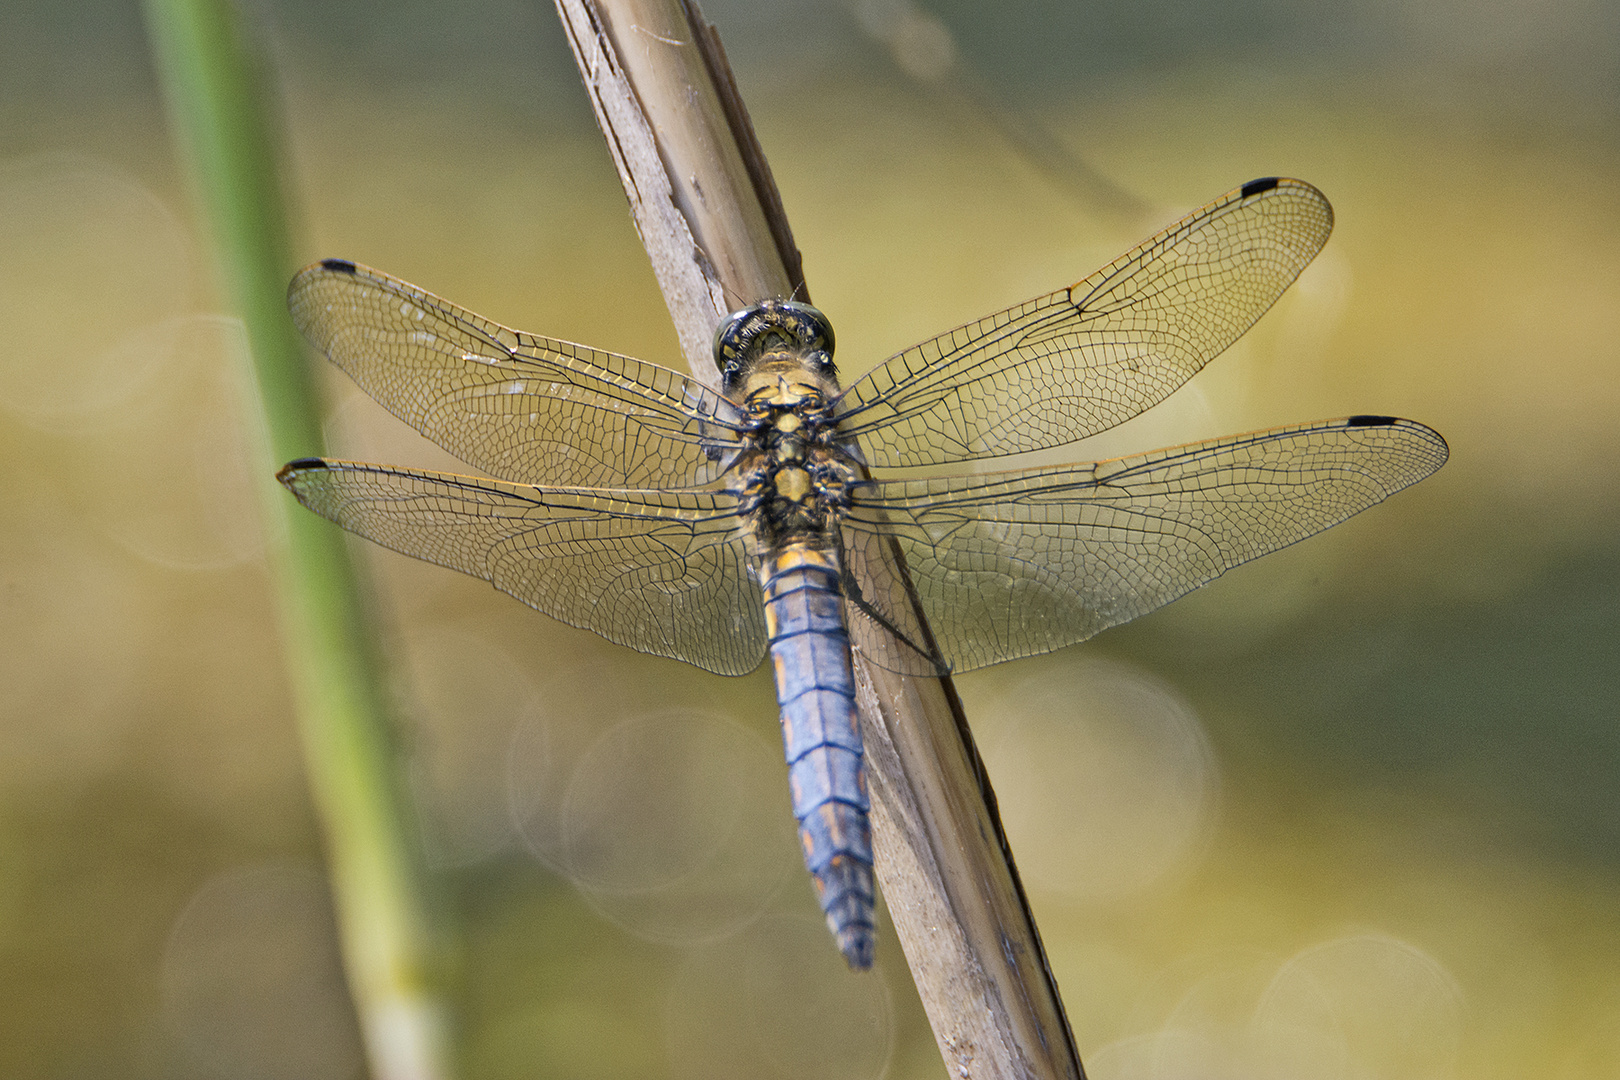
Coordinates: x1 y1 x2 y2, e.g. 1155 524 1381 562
762 544 875 969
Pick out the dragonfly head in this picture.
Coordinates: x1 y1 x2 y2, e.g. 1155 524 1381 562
715 299 836 395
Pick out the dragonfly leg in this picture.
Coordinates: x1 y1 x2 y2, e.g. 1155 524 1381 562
838 551 946 676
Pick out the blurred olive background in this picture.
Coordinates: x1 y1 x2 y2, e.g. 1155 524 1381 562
3 0 1619 1077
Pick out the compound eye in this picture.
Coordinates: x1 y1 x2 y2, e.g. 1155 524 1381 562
713 299 837 383
714 307 754 367
776 300 835 356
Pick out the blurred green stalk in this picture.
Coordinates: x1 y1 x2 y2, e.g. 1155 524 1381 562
141 1 453 1076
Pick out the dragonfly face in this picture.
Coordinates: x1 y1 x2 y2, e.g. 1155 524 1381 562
277 178 1448 969
716 297 836 394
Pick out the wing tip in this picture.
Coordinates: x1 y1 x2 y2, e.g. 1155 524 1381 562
1342 415 1450 470
1238 175 1332 212
277 457 329 484
289 258 361 302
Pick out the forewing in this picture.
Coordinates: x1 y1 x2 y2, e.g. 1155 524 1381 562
278 459 766 675
835 178 1334 466
289 260 745 488
841 416 1447 672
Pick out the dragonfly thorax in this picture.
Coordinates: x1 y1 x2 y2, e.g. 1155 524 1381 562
727 355 860 553
733 409 859 547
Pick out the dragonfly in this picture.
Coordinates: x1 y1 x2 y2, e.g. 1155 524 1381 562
278 177 1448 970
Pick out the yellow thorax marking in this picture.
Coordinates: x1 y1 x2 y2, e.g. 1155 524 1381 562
742 363 830 411
775 467 812 503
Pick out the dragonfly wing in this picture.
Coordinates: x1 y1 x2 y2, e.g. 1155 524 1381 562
289 260 746 488
835 178 1334 466
841 416 1447 672
278 459 766 676
836 524 953 678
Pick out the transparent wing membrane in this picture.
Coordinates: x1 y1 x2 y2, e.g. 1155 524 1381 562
278 459 767 675
280 180 1445 684
289 260 744 488
835 178 1334 466
841 417 1448 673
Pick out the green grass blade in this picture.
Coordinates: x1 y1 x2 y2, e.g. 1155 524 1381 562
140 1 455 1076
